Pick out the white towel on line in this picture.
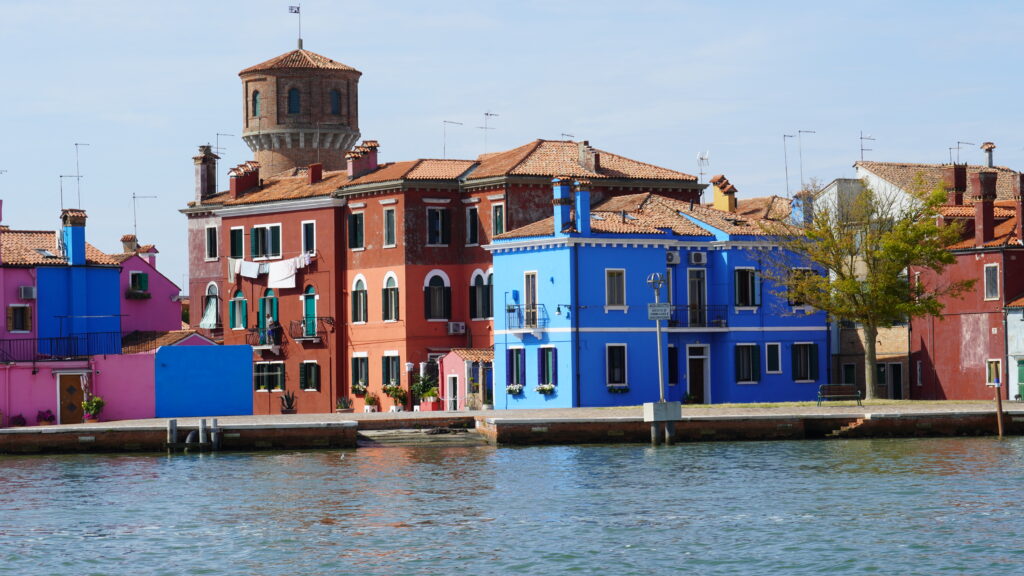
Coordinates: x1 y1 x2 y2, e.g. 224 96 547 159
240 260 260 278
267 259 297 289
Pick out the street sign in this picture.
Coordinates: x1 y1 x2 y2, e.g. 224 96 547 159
648 302 672 321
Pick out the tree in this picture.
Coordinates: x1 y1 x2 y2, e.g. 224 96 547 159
760 179 972 400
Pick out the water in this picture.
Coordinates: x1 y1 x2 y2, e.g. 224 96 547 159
2 438 1024 575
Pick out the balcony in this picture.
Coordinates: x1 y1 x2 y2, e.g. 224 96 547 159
669 305 729 328
125 289 151 300
288 317 333 343
505 304 549 335
246 327 282 354
0 332 123 363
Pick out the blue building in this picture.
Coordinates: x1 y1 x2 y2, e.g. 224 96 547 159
486 177 829 408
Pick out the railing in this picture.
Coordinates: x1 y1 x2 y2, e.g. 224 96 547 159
0 332 123 363
288 317 334 340
505 304 549 330
246 327 282 349
670 305 729 328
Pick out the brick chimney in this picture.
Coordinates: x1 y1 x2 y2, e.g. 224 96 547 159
981 142 996 168
577 141 600 173
308 163 323 185
552 177 573 235
120 234 139 253
228 162 260 200
971 171 997 246
574 180 592 236
193 145 220 202
710 174 737 213
1016 173 1024 244
347 140 379 179
942 164 967 205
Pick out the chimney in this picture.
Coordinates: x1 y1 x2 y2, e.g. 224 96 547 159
971 171 997 246
347 140 379 179
792 190 814 227
308 163 323 185
942 164 967 205
120 234 139 253
60 209 87 266
574 180 592 236
193 145 220 202
710 174 738 213
228 162 260 200
1016 173 1024 244
981 142 996 168
552 177 573 235
577 141 598 173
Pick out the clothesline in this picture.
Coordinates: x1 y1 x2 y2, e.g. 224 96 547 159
227 250 319 288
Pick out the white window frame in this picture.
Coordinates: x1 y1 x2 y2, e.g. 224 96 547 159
492 202 505 237
987 358 1002 386
508 347 525 386
252 223 283 260
230 226 245 259
383 272 400 322
735 343 759 384
230 293 247 330
254 361 285 391
301 360 320 391
604 268 628 312
539 346 556 386
382 351 401 388
349 212 365 252
424 270 451 322
204 225 219 261
523 271 538 328
351 275 368 325
301 220 316 255
792 341 816 383
383 207 396 248
465 206 479 246
984 263 1000 301
765 342 782 374
606 343 628 387
129 270 148 292
734 266 759 310
8 304 30 333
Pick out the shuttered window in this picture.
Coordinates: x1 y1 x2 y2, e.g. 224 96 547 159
348 213 364 249
735 344 760 383
7 306 31 332
251 225 281 259
792 343 819 381
539 347 557 385
300 362 321 391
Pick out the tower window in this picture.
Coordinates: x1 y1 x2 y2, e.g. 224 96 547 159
330 89 342 115
288 88 301 114
252 91 261 117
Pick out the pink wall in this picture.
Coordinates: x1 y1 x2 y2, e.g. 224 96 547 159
0 268 38 338
120 255 182 333
0 361 82 426
439 353 467 411
93 354 155 421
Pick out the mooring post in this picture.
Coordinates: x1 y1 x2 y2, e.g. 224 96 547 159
665 421 675 445
199 418 208 445
650 422 661 446
211 418 221 451
167 419 178 444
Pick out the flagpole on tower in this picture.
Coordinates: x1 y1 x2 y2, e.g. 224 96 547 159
289 4 302 49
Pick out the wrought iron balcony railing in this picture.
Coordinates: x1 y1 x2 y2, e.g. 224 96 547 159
670 305 729 328
288 317 334 341
0 332 123 363
505 304 549 330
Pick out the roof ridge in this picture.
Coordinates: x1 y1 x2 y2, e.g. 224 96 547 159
504 139 545 175
594 147 696 179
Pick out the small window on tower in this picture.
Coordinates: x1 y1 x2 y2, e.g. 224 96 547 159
330 90 341 115
252 91 261 117
288 88 301 114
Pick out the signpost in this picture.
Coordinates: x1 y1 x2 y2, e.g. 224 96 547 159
643 273 681 445
988 375 1004 438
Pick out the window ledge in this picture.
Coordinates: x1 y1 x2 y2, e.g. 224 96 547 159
795 380 815 383
252 256 283 261
766 370 782 375
427 318 449 323
383 244 397 249
604 305 629 313
350 247 365 252
302 388 320 393
383 319 399 323
426 244 449 248
9 330 30 334
204 257 219 263
352 321 367 325
465 243 479 248
734 306 759 313
737 381 759 385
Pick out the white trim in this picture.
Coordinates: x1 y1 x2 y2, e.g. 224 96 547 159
604 268 626 309
204 225 219 261
523 270 538 312
378 198 398 205
735 342 759 384
251 223 283 260
351 274 368 291
986 358 1002 386
301 219 316 254
685 344 709 402
383 207 397 248
426 206 449 247
423 269 451 288
352 351 369 358
6 303 30 333
349 202 367 209
217 197 346 217
383 271 399 288
465 205 480 247
606 343 628 387
229 226 245 259
491 202 506 237
470 268 486 284
487 194 505 201
461 198 481 204
765 342 782 374
423 198 452 204
384 350 400 357
984 263 1000 301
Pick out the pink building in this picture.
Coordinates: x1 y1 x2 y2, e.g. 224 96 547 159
437 348 493 411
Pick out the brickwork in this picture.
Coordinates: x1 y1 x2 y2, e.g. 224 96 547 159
833 325 909 399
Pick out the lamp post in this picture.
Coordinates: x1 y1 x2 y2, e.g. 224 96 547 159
647 273 667 403
643 272 679 445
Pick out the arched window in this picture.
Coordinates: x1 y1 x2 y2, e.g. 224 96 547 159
383 276 399 321
288 88 301 114
330 89 342 115
251 91 261 117
258 289 279 344
352 278 367 323
200 283 221 329
229 290 247 330
424 274 450 320
486 272 494 318
302 285 317 337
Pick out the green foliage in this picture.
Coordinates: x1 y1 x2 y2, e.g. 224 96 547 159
409 362 439 403
336 397 353 410
81 396 105 417
280 391 296 411
384 385 407 405
365 392 379 407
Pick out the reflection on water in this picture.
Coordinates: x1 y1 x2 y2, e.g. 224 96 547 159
1 437 1023 575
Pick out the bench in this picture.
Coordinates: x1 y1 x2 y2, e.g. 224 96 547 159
817 384 862 406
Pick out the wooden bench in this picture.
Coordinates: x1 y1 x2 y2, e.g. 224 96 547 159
817 384 862 406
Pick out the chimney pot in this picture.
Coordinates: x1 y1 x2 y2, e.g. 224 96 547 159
308 163 323 185
971 171 996 246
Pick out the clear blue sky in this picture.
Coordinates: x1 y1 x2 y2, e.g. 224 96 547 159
2 0 1022 293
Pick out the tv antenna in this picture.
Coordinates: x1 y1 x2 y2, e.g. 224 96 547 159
59 175 81 211
289 4 302 48
442 120 463 159
797 130 815 191
478 111 499 153
74 142 89 208
131 193 158 237
561 133 575 140
859 131 875 161
783 134 795 197
697 150 710 184
215 133 233 192
956 141 975 164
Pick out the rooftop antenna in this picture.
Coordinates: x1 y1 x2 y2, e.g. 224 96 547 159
859 131 875 161
442 120 463 159
131 193 157 237
561 133 575 140
697 150 710 184
59 175 80 211
797 130 815 191
74 142 89 208
215 133 233 192
478 111 499 154
948 146 957 164
783 134 795 197
956 141 975 164
289 5 302 49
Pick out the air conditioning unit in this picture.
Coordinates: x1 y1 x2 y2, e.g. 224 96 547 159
666 251 681 265
689 252 707 265
447 321 466 335
18 286 36 300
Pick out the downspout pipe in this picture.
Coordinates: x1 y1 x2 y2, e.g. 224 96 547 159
572 238 581 407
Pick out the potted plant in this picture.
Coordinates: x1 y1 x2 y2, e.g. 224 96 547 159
384 384 407 410
280 391 297 415
335 397 353 413
536 383 556 395
10 414 27 427
352 380 367 395
506 383 524 395
364 392 379 412
420 387 441 411
36 409 56 426
81 396 105 423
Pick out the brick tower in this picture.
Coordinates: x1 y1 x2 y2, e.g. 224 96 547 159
239 42 361 174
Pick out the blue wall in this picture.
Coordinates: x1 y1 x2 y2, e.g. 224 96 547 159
155 346 254 417
37 266 121 354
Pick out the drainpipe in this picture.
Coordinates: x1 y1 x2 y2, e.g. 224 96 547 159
1003 305 1010 401
572 238 581 407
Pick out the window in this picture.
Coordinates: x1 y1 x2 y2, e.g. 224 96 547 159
734 268 760 307
229 290 247 329
129 272 149 293
383 276 400 321
230 227 244 259
842 363 857 385
916 360 923 387
524 271 538 327
251 90 261 117
299 362 321 391
205 226 218 260
7 305 31 332
788 268 813 307
199 283 220 329
254 362 284 391
424 274 450 320
605 269 626 308
383 208 396 247
330 89 341 115
251 224 282 259
348 213 364 249
984 264 999 301
735 344 760 383
668 346 678 385
466 207 479 245
507 348 524 386
427 207 450 246
766 343 781 374
351 356 369 391
607 344 627 386
352 279 367 323
470 273 493 319
302 286 317 337
258 289 279 344
287 87 301 114
492 203 505 236
382 354 401 387
539 347 557 385
987 359 1002 386
302 221 316 254
792 343 819 382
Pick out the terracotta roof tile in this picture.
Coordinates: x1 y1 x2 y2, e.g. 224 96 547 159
947 217 1022 250
239 49 360 75
222 169 349 206
467 140 696 182
122 330 207 353
939 205 1015 219
857 161 1020 200
1007 292 1024 308
345 159 475 187
448 348 494 363
0 230 118 266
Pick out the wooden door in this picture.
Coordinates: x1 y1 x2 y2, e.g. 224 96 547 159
58 374 83 424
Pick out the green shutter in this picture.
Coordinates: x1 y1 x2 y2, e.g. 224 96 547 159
272 297 278 321
139 273 149 291
229 300 236 328
270 227 281 257
251 228 259 257
299 363 307 389
242 299 248 328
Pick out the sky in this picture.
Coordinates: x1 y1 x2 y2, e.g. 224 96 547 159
2 0 1023 293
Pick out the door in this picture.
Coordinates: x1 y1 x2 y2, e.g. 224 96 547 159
875 364 887 399
889 363 903 400
58 374 84 424
687 269 706 327
842 364 856 386
447 375 459 411
303 289 316 337
524 272 538 327
1017 360 1024 399
686 345 707 404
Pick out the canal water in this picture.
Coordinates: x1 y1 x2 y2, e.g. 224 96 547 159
2 437 1023 575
